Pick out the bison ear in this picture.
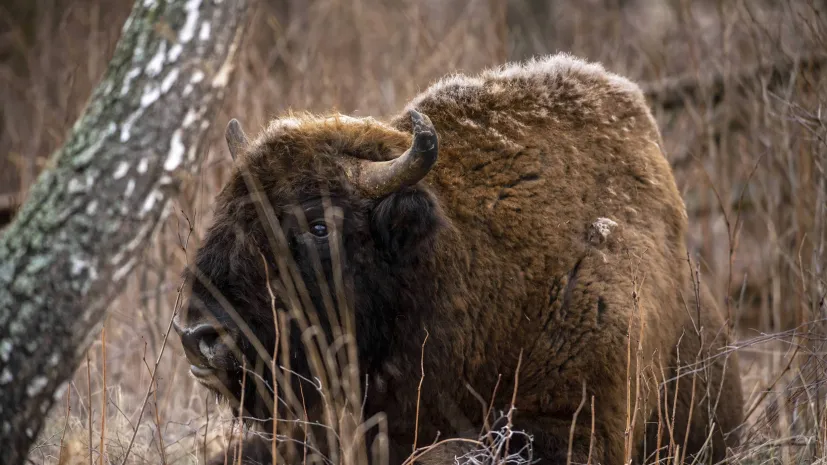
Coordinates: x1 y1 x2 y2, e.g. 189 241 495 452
371 187 443 264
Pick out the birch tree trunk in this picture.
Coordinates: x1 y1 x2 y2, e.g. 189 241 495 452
0 0 252 462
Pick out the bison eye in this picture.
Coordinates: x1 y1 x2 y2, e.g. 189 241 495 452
309 220 329 238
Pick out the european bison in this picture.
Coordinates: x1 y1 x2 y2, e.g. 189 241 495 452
174 53 744 465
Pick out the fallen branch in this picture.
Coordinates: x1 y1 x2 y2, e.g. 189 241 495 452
642 54 826 111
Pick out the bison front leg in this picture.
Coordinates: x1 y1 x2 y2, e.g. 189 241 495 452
408 440 479 465
207 436 273 465
411 416 613 465
506 416 611 465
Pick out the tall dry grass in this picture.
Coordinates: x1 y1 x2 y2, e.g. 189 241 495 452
1 0 825 464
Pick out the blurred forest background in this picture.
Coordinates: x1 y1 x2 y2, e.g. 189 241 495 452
0 0 825 463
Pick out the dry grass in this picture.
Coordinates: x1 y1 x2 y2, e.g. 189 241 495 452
1 0 825 464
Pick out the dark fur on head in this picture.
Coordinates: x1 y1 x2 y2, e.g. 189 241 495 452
178 114 454 430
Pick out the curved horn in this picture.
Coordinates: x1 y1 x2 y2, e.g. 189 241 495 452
343 109 439 198
225 118 249 161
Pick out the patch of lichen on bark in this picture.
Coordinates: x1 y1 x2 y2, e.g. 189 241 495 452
64 5 163 168
0 0 169 301
0 2 163 248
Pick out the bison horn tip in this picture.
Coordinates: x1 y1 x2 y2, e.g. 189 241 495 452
342 109 439 198
408 109 438 163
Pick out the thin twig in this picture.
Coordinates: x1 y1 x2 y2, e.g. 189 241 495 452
99 324 106 465
412 327 430 459
119 284 187 465
87 351 93 465
58 383 71 464
142 343 167 464
480 373 503 444
204 395 210 465
502 349 524 462
587 395 595 465
300 381 309 465
237 357 247 465
260 250 280 465
566 380 588 465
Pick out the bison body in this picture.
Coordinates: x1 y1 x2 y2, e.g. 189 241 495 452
174 54 744 465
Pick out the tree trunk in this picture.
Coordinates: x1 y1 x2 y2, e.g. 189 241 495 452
0 0 252 461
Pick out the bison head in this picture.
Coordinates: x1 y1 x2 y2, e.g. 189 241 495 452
172 110 446 424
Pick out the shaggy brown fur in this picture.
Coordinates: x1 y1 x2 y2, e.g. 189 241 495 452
176 53 744 465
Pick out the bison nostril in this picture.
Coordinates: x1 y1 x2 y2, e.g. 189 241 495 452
180 324 221 362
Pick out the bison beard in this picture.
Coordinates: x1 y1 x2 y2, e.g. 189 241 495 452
173 54 744 465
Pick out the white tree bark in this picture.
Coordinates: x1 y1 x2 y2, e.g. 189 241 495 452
0 0 252 462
